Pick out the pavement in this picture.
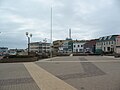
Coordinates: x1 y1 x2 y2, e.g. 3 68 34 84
0 56 120 90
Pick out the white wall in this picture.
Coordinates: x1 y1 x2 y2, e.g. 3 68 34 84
73 42 85 52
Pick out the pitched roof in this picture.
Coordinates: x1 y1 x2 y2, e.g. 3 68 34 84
98 35 119 42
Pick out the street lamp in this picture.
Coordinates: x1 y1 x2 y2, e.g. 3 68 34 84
26 32 32 55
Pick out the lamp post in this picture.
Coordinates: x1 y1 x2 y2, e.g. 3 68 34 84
26 32 32 55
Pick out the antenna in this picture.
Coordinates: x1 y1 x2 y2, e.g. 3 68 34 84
69 28 71 39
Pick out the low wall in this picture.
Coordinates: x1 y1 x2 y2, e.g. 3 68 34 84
0 57 38 63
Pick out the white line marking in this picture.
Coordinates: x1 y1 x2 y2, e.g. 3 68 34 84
36 57 61 62
38 60 120 63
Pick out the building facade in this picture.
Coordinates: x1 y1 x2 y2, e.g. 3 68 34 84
96 35 118 54
30 42 51 53
84 39 97 54
53 39 72 54
0 47 8 55
115 35 120 54
8 49 17 55
73 40 86 53
53 40 65 54
58 41 73 53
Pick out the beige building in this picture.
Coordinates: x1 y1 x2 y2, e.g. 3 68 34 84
30 42 51 53
53 40 66 54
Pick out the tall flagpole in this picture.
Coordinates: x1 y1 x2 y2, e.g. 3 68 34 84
50 7 53 58
51 7 52 44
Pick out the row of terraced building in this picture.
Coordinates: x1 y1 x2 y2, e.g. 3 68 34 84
53 35 120 55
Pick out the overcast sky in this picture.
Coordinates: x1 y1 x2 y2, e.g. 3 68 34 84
0 0 120 49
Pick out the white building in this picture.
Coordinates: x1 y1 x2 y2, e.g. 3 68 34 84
73 41 86 53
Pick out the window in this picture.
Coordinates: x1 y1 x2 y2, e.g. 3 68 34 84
106 42 108 45
74 45 76 47
107 47 110 51
78 45 80 47
102 42 103 45
81 45 83 47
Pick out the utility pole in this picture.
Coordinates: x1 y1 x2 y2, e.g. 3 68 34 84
50 7 53 58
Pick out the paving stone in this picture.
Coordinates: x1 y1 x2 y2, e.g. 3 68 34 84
0 63 40 90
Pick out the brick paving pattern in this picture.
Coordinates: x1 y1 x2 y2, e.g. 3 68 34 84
0 63 40 90
56 57 106 80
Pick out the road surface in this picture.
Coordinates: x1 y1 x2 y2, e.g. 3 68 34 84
0 56 120 90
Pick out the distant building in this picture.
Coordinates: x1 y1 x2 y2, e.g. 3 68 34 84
16 49 27 55
8 49 18 55
73 40 87 53
58 40 90 54
53 39 72 54
30 42 51 53
53 28 72 54
53 40 65 54
84 39 98 54
8 49 27 55
58 41 73 53
53 35 120 55
114 35 120 54
0 47 8 55
96 35 119 54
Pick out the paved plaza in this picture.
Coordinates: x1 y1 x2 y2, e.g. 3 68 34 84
0 56 120 90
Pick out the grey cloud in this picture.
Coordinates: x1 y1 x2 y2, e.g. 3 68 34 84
0 0 120 48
